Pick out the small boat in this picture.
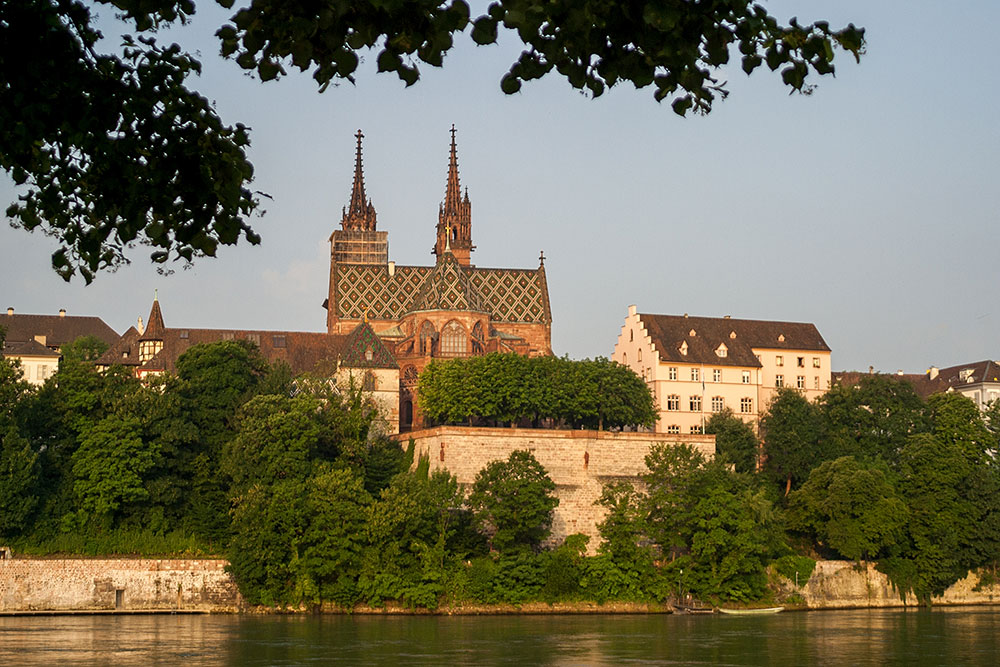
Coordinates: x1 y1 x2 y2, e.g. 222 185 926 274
718 607 784 615
673 603 715 615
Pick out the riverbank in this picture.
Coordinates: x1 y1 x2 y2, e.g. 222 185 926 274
4 557 1000 614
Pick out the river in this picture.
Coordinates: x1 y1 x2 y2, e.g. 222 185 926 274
2 608 999 665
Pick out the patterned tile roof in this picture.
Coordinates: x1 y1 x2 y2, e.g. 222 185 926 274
408 252 488 314
334 262 551 324
640 313 830 368
339 321 398 369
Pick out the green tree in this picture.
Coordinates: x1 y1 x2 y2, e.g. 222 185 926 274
820 375 929 465
0 426 40 537
589 480 657 600
467 450 558 552
71 415 160 527
787 456 907 561
4 2 863 282
705 409 759 474
760 388 826 496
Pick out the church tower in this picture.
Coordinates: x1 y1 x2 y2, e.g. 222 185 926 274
433 125 474 267
331 130 388 265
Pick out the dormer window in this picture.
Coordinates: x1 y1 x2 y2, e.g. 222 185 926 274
365 347 374 362
680 341 688 356
778 334 785 343
689 329 697 337
716 343 728 358
730 331 737 339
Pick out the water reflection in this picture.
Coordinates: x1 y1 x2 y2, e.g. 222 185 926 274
2 608 998 665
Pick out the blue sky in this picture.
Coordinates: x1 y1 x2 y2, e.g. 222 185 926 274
2 2 998 373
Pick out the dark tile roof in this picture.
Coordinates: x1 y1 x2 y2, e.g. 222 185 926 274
1 312 118 348
139 299 166 341
95 327 142 367
935 360 1000 387
2 339 61 358
832 370 951 400
639 313 830 368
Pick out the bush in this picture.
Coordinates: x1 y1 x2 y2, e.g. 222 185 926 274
772 555 816 586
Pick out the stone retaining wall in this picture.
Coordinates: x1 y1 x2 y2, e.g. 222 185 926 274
800 560 1000 608
402 426 716 552
0 558 243 612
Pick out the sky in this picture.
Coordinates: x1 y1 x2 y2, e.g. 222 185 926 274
2 2 998 373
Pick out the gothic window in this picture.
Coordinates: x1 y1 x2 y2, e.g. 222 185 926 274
441 321 466 356
403 365 419 383
471 322 485 355
419 321 435 355
363 371 377 391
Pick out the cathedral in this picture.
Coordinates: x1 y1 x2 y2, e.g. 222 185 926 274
324 127 553 430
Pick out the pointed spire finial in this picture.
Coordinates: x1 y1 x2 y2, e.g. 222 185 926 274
154 288 158 301
342 130 377 231
445 222 452 252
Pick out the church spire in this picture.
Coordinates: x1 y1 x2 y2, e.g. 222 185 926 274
342 129 377 231
434 125 474 266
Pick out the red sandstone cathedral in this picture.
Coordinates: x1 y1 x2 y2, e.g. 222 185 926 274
324 127 552 430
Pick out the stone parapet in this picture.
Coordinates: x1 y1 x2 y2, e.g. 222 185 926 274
0 559 242 612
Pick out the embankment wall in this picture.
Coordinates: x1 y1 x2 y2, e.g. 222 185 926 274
403 426 716 551
0 558 242 612
800 560 1000 608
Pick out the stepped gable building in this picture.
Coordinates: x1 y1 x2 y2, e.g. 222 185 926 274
613 305 831 434
2 307 119 384
96 297 401 431
323 128 552 430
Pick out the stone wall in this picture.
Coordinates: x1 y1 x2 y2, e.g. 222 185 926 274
402 426 716 551
801 560 1000 608
0 558 243 612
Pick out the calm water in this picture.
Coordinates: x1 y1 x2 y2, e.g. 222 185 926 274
2 608 999 665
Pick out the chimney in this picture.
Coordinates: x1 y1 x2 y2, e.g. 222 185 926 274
868 365 874 374
137 316 145 335
388 261 395 277
724 315 731 319
59 308 66 317
6 307 11 316
928 366 939 380
896 369 904 376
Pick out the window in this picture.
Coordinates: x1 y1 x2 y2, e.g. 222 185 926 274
741 397 753 413
666 395 680 411
711 396 724 412
797 375 805 389
713 369 722 382
666 425 680 434
775 374 784 388
742 370 751 384
630 329 633 342
797 357 805 367
690 395 702 411
668 367 678 381
441 321 466 356
179 330 189 339
246 333 260 346
814 376 820 390
813 357 821 368
776 355 783 367
272 335 286 348
37 365 49 380
362 371 377 391
690 425 704 434
222 332 235 341
365 347 374 362
716 345 728 358
691 368 700 382
638 349 642 362
623 353 627 365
